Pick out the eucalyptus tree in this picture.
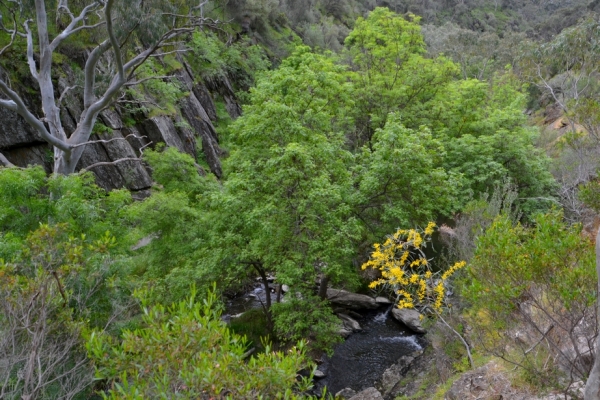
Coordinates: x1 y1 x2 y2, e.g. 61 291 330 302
0 0 216 174
207 46 359 345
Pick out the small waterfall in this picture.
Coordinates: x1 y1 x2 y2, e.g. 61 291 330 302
372 305 392 323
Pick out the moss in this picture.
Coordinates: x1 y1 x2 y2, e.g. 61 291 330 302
228 308 272 350
52 52 68 65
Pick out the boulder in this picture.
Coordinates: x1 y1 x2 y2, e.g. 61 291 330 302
327 289 379 310
391 308 427 334
0 104 44 149
140 116 185 151
338 313 362 332
339 327 353 338
348 387 383 400
335 388 357 399
380 349 423 397
376 296 392 305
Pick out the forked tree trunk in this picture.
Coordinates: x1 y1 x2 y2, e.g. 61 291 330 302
585 227 600 399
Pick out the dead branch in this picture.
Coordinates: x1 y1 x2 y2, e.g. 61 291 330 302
71 133 148 149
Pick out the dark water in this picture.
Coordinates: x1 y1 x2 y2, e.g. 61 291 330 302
224 283 273 317
224 289 426 396
313 308 426 396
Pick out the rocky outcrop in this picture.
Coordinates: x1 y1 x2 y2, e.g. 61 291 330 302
177 64 223 178
327 289 379 310
391 308 427 334
0 60 239 190
378 349 423 398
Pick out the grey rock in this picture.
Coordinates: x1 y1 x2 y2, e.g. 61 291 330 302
205 75 242 119
122 126 151 155
0 108 44 148
339 327 353 338
391 308 427 334
173 114 198 156
100 109 123 130
2 144 52 172
380 349 423 397
281 284 290 293
376 296 392 304
182 62 217 121
140 116 185 151
131 234 157 251
176 83 222 177
327 289 379 310
95 130 153 190
338 313 362 332
335 388 357 399
313 369 326 379
77 140 127 190
348 387 383 400
193 82 218 122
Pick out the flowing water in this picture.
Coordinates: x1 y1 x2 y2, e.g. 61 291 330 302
313 307 426 396
224 288 426 396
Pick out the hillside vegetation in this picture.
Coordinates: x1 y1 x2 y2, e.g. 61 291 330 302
1 0 600 399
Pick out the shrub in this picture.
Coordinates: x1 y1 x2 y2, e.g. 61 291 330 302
87 287 315 399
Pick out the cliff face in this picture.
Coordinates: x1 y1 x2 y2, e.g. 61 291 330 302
0 62 237 192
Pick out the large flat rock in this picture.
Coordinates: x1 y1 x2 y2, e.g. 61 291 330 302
391 308 427 334
327 289 379 310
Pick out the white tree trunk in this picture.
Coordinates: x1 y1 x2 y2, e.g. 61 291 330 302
0 0 211 175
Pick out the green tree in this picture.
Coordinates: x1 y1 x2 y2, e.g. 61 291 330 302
0 167 134 399
124 147 221 304
352 115 463 240
429 72 556 212
344 7 458 148
87 288 314 399
206 46 359 347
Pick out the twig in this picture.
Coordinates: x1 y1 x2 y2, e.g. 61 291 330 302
71 133 147 149
435 310 474 368
81 157 143 171
524 324 554 355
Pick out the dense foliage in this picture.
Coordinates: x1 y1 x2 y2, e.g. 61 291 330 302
4 1 600 398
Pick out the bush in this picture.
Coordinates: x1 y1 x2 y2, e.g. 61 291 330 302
87 287 314 399
462 211 596 390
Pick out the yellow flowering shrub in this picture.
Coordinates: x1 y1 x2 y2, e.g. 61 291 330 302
362 222 465 313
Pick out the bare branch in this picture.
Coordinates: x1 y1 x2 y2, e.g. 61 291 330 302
73 0 126 143
71 133 148 149
83 40 111 108
124 76 173 87
51 1 104 51
0 80 70 151
81 157 142 170
81 140 152 171
0 6 21 57
23 20 39 81
58 84 79 106
147 49 188 57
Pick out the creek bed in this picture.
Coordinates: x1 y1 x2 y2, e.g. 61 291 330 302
313 308 426 396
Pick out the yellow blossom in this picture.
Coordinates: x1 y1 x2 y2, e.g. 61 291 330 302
424 222 436 236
